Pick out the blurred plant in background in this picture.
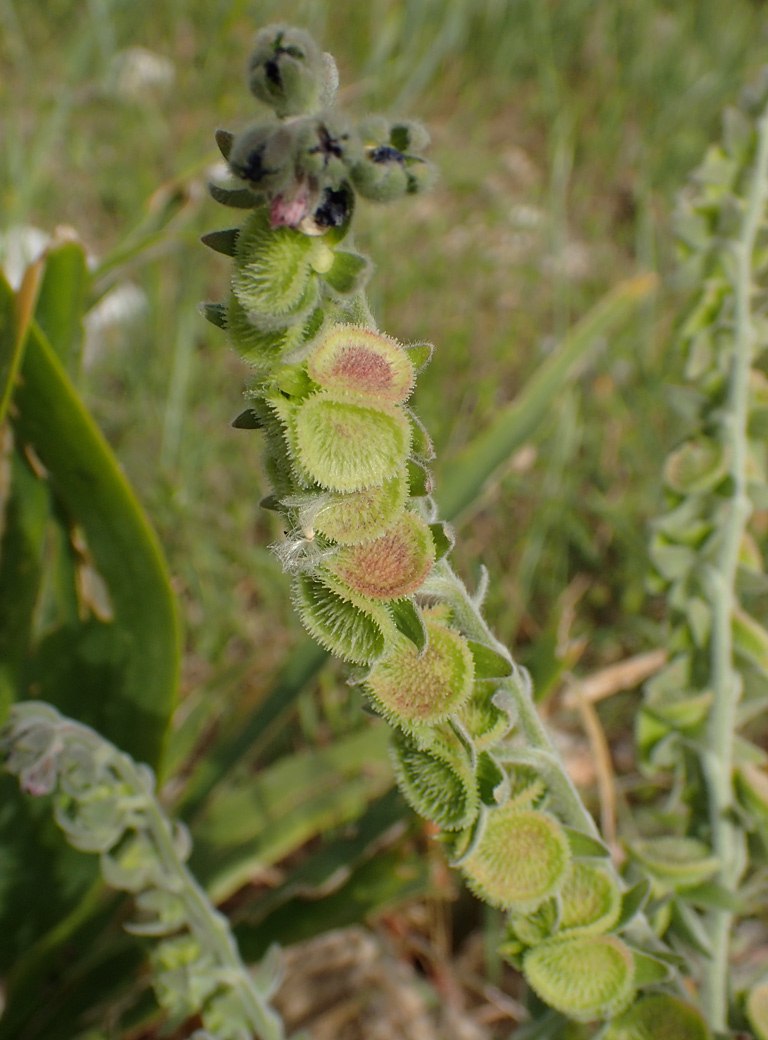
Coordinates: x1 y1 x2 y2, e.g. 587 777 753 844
3 2 768 1039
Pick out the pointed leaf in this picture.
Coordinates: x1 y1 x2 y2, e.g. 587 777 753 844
215 128 234 160
467 640 514 680
429 521 454 563
390 598 427 653
562 825 611 859
201 228 239 257
207 181 260 208
34 239 88 368
199 301 228 329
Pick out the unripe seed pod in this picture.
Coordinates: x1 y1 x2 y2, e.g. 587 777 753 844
365 616 474 732
307 325 415 404
558 861 622 935
390 726 479 830
293 573 395 666
232 207 322 319
293 390 411 492
461 804 571 912
312 475 407 545
523 935 636 1023
602 993 712 1040
328 510 435 600
227 294 320 368
248 25 329 117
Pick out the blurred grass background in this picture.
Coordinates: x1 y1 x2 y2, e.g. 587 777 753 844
3 0 768 1029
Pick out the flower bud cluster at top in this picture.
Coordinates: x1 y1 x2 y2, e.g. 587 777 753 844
201 26 698 1029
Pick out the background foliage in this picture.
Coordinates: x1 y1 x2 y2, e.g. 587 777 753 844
2 0 768 1036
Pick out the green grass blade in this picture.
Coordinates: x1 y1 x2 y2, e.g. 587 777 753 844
11 322 180 767
34 238 88 368
436 274 658 522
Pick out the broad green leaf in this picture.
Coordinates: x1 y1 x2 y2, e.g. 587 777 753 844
190 724 393 902
436 274 657 521
11 323 180 767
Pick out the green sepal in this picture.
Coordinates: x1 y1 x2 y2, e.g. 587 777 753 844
467 640 514 680
231 408 263 430
407 410 435 460
215 128 234 160
624 952 674 981
476 752 506 807
201 228 239 257
614 878 651 930
390 598 427 653
207 181 261 209
200 302 228 329
429 522 454 563
321 250 372 296
407 458 433 497
562 826 611 860
405 342 434 372
259 494 281 512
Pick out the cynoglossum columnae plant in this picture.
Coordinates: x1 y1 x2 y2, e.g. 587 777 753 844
202 24 677 1028
639 70 768 1035
1 701 287 1040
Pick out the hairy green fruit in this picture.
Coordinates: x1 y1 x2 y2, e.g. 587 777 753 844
523 935 636 1022
328 510 435 600
293 573 395 665
311 475 408 545
233 208 322 320
365 616 474 730
390 726 479 830
461 804 571 912
307 325 415 403
293 391 411 492
602 993 712 1040
558 861 622 935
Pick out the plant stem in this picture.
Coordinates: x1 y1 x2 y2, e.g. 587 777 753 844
64 721 286 1040
702 99 768 1030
